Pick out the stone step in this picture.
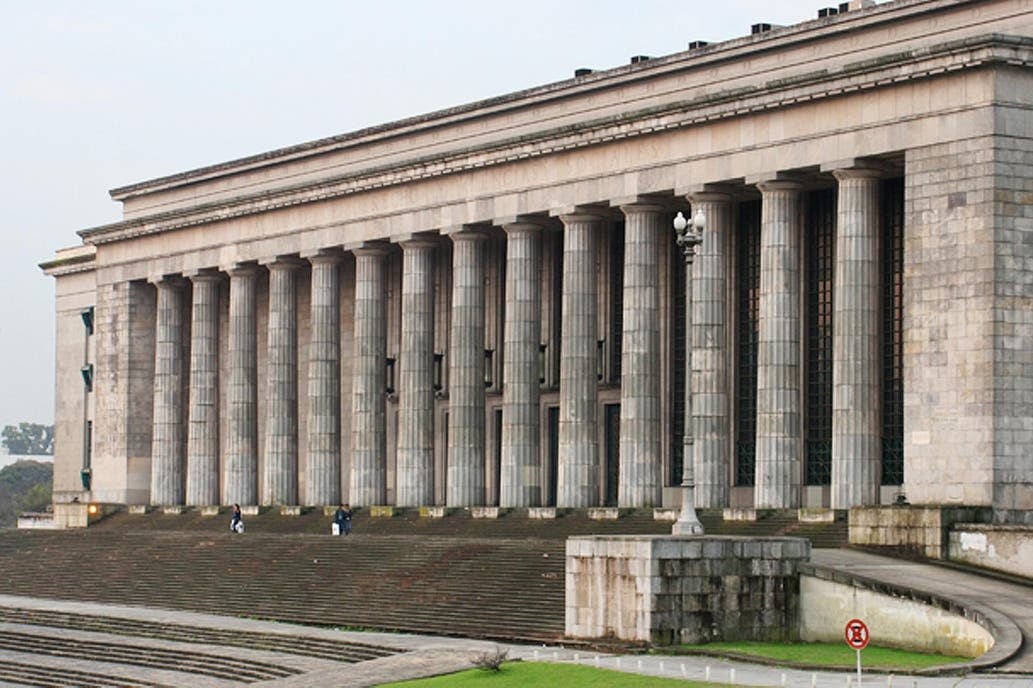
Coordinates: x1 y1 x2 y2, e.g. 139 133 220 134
0 508 846 642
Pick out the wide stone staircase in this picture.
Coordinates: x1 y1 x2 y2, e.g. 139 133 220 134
0 508 846 643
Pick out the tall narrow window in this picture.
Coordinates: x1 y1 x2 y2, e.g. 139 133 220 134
805 188 836 485
735 200 762 486
610 223 625 382
881 177 905 485
670 231 685 485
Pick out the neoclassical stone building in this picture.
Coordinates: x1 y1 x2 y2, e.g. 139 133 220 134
43 0 1033 519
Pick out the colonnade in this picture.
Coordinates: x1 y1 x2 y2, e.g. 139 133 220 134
147 164 887 511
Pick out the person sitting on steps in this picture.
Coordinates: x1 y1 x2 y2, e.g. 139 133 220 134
230 504 244 534
333 503 353 536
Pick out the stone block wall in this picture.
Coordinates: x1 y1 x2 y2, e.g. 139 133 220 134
904 137 998 507
904 79 1033 512
566 535 810 645
92 280 155 505
949 524 1033 579
849 506 991 558
989 71 1033 513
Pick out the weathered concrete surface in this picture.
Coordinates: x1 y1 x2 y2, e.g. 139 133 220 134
800 575 994 659
950 525 1033 581
812 548 1033 674
566 535 810 644
849 505 992 559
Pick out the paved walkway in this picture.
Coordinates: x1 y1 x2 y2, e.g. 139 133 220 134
1 549 1031 687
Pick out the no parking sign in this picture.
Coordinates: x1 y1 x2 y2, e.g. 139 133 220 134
844 618 870 685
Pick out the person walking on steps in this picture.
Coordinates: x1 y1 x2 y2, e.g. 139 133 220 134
333 503 353 536
230 504 244 534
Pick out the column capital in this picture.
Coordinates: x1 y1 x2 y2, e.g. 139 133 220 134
184 268 223 283
391 231 439 248
301 247 344 263
346 240 392 257
442 225 490 242
747 170 807 190
494 214 553 230
754 177 806 194
222 262 259 277
688 183 740 204
259 255 304 270
615 195 670 215
148 274 187 288
551 204 614 225
821 157 893 179
611 194 671 213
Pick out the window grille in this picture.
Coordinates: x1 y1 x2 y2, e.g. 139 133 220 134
881 177 905 485
735 201 761 486
805 188 836 485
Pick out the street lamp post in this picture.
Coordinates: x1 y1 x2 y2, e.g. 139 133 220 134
672 209 705 536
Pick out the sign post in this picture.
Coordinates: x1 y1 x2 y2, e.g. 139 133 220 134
844 618 870 686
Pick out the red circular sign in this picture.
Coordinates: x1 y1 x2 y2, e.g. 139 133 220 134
845 619 870 650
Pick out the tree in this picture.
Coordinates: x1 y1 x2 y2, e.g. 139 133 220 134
1 423 54 455
0 460 53 528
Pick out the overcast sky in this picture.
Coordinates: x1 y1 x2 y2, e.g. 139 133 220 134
1 0 828 432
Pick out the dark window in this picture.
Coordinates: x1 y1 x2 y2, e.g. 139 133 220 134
610 223 625 381
547 406 560 506
735 201 762 486
671 231 686 485
80 307 94 335
84 419 92 469
881 177 905 485
805 188 836 485
80 364 94 392
494 409 503 505
605 404 621 507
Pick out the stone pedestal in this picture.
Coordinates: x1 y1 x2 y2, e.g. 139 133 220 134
848 505 992 559
566 535 810 644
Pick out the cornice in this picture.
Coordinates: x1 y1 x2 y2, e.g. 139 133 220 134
40 250 96 277
80 34 1033 247
103 0 957 202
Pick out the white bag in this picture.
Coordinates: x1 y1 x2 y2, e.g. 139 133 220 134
234 521 245 534
332 522 341 536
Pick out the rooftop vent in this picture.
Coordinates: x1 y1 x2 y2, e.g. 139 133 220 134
574 68 594 78
688 40 710 50
630 55 652 65
751 23 782 34
818 7 840 17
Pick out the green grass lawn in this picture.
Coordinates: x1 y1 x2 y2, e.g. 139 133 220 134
378 662 737 688
659 641 969 670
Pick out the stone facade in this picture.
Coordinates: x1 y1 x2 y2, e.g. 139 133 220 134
848 505 993 559
565 535 810 644
40 1 1033 516
949 524 1033 579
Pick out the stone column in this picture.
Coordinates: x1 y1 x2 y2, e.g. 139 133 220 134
500 220 544 507
832 167 882 508
617 201 663 507
755 180 803 508
263 258 300 506
557 210 603 508
150 276 186 506
185 272 221 506
689 188 735 508
446 229 487 506
396 239 436 507
350 246 389 506
306 251 342 506
224 264 258 506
